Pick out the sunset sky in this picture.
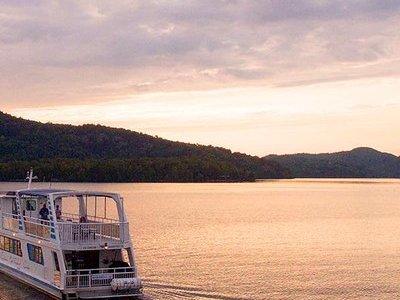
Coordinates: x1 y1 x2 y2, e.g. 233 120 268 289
1 1 400 156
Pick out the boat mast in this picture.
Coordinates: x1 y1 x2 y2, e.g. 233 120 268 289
26 168 35 189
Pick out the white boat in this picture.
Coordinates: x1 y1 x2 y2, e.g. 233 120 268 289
0 178 143 299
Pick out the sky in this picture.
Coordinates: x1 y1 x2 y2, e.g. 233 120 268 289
1 0 400 156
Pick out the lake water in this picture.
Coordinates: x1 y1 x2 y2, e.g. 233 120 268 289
0 179 400 299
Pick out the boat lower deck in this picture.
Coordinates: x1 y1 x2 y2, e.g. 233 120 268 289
0 261 143 300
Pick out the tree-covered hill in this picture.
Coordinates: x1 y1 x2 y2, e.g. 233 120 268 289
0 111 291 182
265 147 400 178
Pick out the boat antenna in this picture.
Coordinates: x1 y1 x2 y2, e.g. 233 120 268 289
26 168 38 189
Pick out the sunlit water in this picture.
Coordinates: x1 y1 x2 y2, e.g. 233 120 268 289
0 179 400 299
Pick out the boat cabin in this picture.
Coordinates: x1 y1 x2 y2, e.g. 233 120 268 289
0 188 141 299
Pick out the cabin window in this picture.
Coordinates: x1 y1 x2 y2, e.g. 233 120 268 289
27 243 44 265
0 235 22 256
11 199 18 215
26 199 37 211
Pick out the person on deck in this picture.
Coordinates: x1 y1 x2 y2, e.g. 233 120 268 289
55 205 62 220
39 203 49 221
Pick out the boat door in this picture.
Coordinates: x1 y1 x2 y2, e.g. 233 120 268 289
44 250 62 286
52 251 62 287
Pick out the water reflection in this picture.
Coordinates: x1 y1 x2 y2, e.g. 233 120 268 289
0 180 399 299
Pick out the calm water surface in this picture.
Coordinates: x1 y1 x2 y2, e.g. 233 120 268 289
0 179 400 299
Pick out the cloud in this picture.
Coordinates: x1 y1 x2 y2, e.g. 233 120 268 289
10 76 400 156
1 0 400 108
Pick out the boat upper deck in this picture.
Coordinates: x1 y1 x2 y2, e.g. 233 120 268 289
0 189 131 250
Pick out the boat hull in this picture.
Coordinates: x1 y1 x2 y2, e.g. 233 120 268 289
0 259 62 299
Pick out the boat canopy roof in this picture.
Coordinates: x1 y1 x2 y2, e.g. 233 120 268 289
1 189 120 199
18 189 74 196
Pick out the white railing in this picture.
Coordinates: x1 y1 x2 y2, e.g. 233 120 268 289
65 267 136 289
58 222 128 246
60 212 120 224
24 216 51 240
2 213 20 232
1 213 52 239
1 212 129 246
59 212 80 222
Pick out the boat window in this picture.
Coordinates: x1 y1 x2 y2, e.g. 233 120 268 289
27 243 44 265
0 235 22 257
11 199 18 215
26 199 37 211
58 194 119 223
53 251 60 271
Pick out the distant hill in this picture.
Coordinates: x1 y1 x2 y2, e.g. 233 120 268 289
265 147 400 178
0 111 291 182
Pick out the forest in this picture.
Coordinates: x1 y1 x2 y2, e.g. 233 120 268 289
266 147 400 178
0 112 291 182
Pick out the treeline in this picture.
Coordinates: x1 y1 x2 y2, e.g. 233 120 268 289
265 147 400 178
0 112 291 182
0 157 289 183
